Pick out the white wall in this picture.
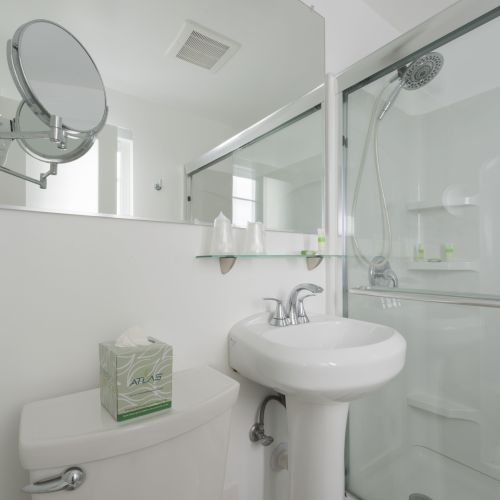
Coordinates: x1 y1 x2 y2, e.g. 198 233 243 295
0 209 326 500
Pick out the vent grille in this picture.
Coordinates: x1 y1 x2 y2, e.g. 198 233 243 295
176 30 230 70
168 21 240 72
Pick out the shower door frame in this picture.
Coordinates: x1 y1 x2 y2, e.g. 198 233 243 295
325 2 500 499
329 3 500 314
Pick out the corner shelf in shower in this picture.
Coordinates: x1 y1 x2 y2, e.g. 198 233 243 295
407 393 479 423
196 253 342 274
407 261 478 271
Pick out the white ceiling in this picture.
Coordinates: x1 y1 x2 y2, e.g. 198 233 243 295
0 0 324 130
361 0 460 33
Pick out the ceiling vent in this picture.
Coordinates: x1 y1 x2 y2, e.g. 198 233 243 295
168 20 240 72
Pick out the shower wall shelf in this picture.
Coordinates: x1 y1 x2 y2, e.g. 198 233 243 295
407 261 478 271
196 254 341 274
406 197 478 211
349 286 500 309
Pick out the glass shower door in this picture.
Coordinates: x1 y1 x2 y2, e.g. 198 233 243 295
344 10 500 500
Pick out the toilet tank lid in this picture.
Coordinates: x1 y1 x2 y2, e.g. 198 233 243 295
19 366 239 470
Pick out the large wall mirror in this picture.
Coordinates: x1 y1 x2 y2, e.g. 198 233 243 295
0 0 325 232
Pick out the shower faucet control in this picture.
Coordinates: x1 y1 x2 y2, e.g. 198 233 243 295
369 256 398 288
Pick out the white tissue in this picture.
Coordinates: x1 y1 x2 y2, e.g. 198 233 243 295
115 326 151 347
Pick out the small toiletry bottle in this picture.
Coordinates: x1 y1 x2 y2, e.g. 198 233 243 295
442 243 454 261
415 243 425 262
317 228 327 254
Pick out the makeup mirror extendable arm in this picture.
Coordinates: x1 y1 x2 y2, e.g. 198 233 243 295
0 162 57 189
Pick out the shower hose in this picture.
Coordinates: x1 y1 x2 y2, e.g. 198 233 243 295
351 79 395 266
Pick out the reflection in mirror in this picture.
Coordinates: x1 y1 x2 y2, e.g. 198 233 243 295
0 1 324 230
187 91 324 233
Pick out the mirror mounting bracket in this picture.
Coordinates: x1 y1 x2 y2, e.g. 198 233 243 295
0 161 57 189
0 114 63 189
0 114 65 142
0 117 12 166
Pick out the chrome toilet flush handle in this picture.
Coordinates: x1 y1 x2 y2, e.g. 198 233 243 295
22 467 86 494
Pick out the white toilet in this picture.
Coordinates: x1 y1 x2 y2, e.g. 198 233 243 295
19 366 239 500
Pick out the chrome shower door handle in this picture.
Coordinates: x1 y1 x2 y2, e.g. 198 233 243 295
22 467 86 494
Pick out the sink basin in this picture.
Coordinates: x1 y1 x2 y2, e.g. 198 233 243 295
229 313 406 402
229 313 406 500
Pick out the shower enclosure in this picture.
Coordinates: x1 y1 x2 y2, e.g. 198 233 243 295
342 6 500 500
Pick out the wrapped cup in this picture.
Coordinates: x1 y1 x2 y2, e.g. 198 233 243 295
211 212 234 254
245 221 265 254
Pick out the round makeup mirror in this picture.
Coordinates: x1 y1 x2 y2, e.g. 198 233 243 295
9 19 107 136
0 19 107 188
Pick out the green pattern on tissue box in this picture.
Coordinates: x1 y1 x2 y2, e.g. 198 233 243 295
99 339 173 421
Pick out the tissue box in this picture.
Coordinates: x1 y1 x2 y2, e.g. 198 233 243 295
99 338 173 421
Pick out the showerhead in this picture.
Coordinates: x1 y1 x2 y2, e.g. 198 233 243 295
401 52 444 90
378 51 444 120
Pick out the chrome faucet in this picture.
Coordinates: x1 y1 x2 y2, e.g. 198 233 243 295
263 283 324 327
286 283 324 325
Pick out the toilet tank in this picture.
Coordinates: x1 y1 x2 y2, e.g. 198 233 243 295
19 366 239 500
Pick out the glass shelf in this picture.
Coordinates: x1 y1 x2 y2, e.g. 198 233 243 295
349 286 500 309
196 253 343 259
196 254 343 274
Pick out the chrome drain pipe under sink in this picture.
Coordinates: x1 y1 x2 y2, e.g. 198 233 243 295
249 393 286 446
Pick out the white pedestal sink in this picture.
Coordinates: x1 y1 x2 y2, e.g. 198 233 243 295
229 313 406 500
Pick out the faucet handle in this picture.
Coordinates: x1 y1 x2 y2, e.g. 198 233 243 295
297 294 315 324
263 298 290 327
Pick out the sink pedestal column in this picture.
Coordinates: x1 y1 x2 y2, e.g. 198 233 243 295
286 396 349 500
